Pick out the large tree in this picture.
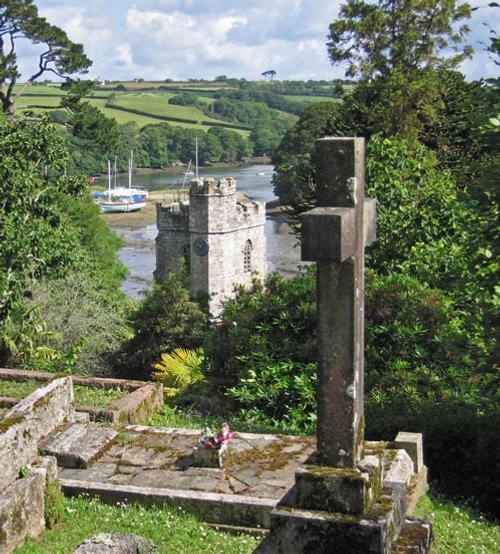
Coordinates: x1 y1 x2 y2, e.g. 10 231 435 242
0 0 92 115
327 0 472 140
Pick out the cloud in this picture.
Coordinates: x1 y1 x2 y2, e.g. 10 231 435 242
16 0 500 82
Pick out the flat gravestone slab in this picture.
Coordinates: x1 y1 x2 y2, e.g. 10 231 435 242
40 423 118 469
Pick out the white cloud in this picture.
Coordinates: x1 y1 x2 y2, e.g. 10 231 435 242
15 0 500 82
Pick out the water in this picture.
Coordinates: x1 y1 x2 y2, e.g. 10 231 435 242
99 164 276 201
113 165 305 299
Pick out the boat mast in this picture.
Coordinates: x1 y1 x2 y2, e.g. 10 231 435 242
107 160 112 199
128 150 133 190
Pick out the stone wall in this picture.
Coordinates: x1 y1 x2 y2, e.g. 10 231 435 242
0 377 74 553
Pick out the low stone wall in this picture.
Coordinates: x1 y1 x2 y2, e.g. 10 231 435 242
0 377 74 493
0 378 74 553
0 369 164 424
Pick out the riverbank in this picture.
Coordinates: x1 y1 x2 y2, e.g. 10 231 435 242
102 192 285 229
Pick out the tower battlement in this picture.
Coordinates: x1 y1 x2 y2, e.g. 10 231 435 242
189 177 236 197
156 200 190 231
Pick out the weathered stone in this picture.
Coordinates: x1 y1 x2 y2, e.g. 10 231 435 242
61 479 275 529
155 176 266 317
294 466 372 515
73 532 158 554
300 137 376 469
74 411 92 423
392 517 433 553
259 502 398 554
301 207 356 262
394 432 424 474
0 377 74 493
31 455 60 483
107 383 163 424
40 423 118 468
405 467 429 516
384 450 414 493
0 471 45 553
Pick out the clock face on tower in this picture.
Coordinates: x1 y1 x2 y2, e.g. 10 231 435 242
193 237 209 257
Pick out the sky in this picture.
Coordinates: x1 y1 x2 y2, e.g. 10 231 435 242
16 0 500 83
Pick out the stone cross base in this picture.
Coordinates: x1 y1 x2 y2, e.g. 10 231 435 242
254 435 431 554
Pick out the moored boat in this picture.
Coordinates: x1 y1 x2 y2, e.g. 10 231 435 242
96 159 147 213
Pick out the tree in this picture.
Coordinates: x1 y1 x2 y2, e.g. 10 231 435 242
327 0 472 140
0 113 88 324
328 0 472 79
0 0 92 115
261 69 277 81
119 274 208 380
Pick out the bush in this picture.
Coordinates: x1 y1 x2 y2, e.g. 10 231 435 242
206 269 316 388
119 274 208 380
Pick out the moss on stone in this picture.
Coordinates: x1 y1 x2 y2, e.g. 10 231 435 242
0 415 24 433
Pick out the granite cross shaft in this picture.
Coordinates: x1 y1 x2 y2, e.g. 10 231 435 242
300 137 376 469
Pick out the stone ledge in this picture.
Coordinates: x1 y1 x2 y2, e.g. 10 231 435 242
0 377 73 493
40 423 118 469
392 517 433 553
61 478 276 530
106 383 163 424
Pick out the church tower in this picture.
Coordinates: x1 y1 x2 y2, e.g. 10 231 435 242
155 176 266 317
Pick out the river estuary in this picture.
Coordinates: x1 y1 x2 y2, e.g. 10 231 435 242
105 165 304 299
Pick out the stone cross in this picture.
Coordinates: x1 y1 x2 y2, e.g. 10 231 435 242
300 137 376 469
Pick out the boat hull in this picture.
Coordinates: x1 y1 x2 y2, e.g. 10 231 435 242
99 200 146 213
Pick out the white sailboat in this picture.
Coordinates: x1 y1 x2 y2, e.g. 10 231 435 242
97 159 146 213
111 150 149 199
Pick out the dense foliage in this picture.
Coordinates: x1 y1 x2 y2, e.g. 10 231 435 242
118 274 208 381
0 112 129 373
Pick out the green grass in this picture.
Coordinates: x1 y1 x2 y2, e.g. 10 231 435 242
0 379 127 408
14 495 259 554
144 404 223 430
73 385 127 407
111 92 214 123
13 486 499 553
0 379 41 399
415 492 499 553
284 94 339 103
10 85 249 134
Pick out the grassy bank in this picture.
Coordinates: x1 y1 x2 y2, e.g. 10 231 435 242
14 489 499 553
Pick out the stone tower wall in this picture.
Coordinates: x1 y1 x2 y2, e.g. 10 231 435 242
155 176 267 317
154 202 190 281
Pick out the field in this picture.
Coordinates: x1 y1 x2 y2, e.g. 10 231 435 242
13 82 249 132
13 81 333 135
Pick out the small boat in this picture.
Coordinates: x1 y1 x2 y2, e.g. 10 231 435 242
99 195 146 213
96 160 146 213
112 151 149 199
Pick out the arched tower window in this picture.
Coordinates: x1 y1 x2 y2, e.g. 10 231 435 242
180 244 190 273
243 240 252 272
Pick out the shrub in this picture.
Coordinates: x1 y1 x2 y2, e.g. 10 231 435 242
119 274 208 380
153 348 205 397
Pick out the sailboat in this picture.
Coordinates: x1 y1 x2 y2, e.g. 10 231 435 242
97 159 146 213
111 151 149 200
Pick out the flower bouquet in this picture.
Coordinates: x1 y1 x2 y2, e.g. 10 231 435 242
192 423 234 468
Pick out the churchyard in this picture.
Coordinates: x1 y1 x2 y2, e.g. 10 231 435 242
0 138 434 554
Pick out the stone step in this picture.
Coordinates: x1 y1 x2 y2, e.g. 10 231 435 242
40 423 118 469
